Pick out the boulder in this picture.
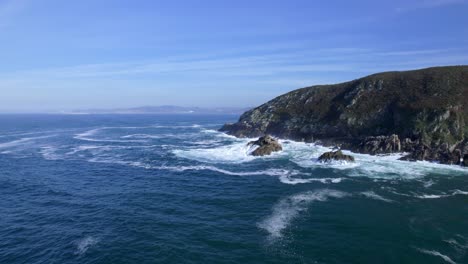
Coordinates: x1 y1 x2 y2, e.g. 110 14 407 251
359 134 401 154
463 154 468 167
247 135 283 156
318 150 355 162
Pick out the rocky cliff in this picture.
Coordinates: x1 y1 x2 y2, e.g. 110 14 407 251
220 66 468 165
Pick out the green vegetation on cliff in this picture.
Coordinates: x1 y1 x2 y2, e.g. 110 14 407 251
221 66 468 164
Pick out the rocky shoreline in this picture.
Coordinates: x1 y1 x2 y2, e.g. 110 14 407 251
220 66 468 167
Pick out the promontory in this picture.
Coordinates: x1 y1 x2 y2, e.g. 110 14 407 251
220 66 468 166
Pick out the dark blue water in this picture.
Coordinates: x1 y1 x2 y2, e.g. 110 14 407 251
0 114 467 264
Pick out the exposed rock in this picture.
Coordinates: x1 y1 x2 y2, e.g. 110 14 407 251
221 66 468 165
358 134 401 154
247 135 282 156
400 143 431 161
318 150 355 162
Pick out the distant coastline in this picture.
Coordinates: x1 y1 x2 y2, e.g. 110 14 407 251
0 106 251 115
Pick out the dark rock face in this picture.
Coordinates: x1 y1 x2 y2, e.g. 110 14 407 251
221 66 468 165
358 134 401 154
247 135 283 156
318 150 355 162
463 154 468 167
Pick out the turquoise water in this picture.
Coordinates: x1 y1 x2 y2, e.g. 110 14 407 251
0 114 467 264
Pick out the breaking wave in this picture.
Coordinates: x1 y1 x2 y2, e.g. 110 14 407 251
258 189 349 239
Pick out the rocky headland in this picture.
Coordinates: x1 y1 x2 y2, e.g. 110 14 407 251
221 66 468 166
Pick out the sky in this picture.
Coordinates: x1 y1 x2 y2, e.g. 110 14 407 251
0 0 467 112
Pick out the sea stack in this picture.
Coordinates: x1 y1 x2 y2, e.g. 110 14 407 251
247 135 282 156
318 150 355 162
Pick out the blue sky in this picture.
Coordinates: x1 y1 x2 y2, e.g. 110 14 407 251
0 0 467 112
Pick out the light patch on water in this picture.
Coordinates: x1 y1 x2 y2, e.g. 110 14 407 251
0 135 55 149
278 175 343 185
40 146 62 160
156 165 305 178
444 237 468 252
74 128 148 143
74 236 98 255
258 189 349 240
360 191 394 203
416 248 456 264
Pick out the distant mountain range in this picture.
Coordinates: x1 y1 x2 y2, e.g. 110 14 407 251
63 105 251 115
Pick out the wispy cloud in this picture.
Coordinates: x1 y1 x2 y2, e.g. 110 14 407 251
396 0 466 12
1 46 465 84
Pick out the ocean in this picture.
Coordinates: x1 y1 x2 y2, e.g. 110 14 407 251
0 114 467 264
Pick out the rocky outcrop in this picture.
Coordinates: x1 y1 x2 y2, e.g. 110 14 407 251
318 150 355 162
220 66 468 165
357 134 401 154
247 135 282 156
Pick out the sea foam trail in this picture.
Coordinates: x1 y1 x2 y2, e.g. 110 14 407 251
416 248 456 264
74 127 149 143
157 165 305 178
414 190 468 199
360 191 394 203
0 135 55 149
74 236 98 255
258 189 349 239
278 175 343 185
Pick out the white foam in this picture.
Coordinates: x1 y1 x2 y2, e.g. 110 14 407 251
278 175 343 185
121 134 163 139
173 131 468 179
74 236 98 255
173 139 261 164
0 135 54 149
416 248 456 264
156 165 304 177
258 189 348 239
360 191 394 203
40 146 62 160
444 237 468 250
74 127 148 143
414 190 468 199
423 179 435 188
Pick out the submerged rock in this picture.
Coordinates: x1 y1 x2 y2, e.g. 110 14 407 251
318 150 355 162
247 135 282 156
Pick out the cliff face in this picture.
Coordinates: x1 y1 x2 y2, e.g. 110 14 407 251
220 66 468 164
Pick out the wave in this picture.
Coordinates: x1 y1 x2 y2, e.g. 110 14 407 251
40 146 62 160
278 175 343 185
74 236 98 255
414 190 468 199
121 134 163 139
74 128 147 143
156 165 305 178
444 235 468 253
182 131 468 179
152 124 202 129
173 140 261 164
0 135 55 149
360 191 394 203
416 248 456 264
258 189 349 239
